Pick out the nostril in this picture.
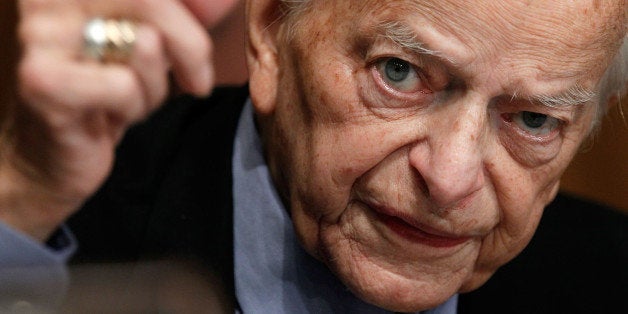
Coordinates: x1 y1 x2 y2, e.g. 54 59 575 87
427 171 484 210
411 169 429 196
432 189 478 212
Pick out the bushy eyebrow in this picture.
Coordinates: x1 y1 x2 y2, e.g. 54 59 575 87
375 20 455 64
375 21 597 108
519 84 597 108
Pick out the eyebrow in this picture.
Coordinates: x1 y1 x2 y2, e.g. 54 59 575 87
522 84 597 108
375 21 456 64
375 21 597 108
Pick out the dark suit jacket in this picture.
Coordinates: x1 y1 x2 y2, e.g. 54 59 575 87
69 86 628 313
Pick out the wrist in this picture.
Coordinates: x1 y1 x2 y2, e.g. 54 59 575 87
0 158 83 242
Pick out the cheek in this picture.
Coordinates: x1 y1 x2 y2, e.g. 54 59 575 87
468 106 595 281
292 63 381 188
284 64 422 224
295 124 397 220
464 153 562 290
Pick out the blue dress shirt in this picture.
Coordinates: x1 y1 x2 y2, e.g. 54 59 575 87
0 223 75 311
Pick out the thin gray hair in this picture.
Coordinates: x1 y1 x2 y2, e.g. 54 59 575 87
279 0 312 25
598 36 628 115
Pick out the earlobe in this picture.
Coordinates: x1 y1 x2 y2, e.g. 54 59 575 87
245 0 283 116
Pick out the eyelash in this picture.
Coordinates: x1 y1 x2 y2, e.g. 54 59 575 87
501 111 563 141
374 57 425 92
496 110 566 166
364 53 566 149
368 56 436 106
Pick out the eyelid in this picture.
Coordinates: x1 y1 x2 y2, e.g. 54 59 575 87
375 58 424 92
363 37 452 91
497 96 576 125
362 60 435 110
497 117 563 166
500 112 563 143
513 112 561 137
370 56 447 96
370 61 428 99
363 37 425 66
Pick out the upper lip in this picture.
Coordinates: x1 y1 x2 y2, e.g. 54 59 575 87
363 199 474 239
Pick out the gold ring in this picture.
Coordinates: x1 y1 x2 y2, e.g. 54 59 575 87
83 18 137 63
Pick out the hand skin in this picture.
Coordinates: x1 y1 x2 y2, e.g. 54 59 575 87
0 0 237 242
246 0 625 311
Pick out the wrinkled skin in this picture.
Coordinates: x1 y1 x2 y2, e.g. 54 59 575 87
247 0 625 311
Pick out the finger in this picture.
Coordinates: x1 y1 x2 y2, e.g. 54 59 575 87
83 0 214 95
18 4 170 131
18 0 84 53
20 0 213 96
19 51 147 124
125 25 170 111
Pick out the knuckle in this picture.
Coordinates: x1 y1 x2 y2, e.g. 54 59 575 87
43 110 74 134
119 74 142 100
107 71 141 104
133 26 164 64
102 70 146 121
18 55 55 104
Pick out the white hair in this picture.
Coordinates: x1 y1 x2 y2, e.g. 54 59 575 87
279 0 628 114
279 0 311 21
598 36 628 113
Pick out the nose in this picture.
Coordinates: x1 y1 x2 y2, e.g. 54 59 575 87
409 104 486 209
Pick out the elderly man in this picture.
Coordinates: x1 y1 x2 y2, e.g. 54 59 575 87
1 0 626 312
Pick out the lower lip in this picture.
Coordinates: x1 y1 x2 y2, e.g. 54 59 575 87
377 213 471 248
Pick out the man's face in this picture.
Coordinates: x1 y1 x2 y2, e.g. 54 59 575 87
252 0 624 311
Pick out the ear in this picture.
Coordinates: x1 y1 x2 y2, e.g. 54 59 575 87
245 0 283 116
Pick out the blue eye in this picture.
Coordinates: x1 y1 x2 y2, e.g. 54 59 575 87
522 112 547 128
375 58 422 92
385 58 411 82
512 111 560 136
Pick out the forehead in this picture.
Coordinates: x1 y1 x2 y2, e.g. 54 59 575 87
296 0 624 91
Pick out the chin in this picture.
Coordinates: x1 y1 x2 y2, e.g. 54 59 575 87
458 269 497 293
328 255 463 312
317 226 474 312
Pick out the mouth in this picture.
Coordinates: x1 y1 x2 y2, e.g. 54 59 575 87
368 203 472 248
